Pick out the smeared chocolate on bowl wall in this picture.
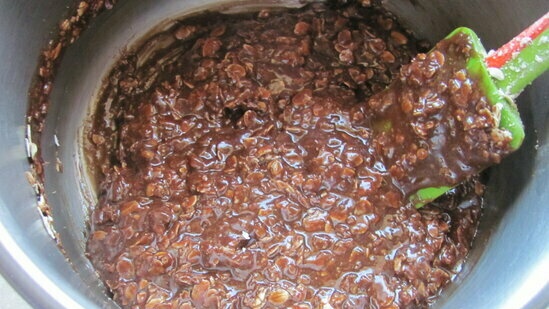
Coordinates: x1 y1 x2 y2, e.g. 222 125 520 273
84 2 505 308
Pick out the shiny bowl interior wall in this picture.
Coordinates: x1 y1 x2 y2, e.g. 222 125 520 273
0 0 547 308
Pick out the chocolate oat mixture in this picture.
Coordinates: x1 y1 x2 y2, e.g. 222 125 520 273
85 2 510 308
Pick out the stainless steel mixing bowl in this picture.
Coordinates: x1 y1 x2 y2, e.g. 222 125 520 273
0 0 547 308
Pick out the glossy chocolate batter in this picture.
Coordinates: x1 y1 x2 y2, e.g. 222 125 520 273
85 2 509 308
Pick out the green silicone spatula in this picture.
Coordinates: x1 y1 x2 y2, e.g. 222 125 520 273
370 12 549 208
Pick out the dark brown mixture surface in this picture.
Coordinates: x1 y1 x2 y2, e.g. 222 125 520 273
366 32 512 197
86 2 510 308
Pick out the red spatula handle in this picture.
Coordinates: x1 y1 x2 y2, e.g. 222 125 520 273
486 11 549 68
